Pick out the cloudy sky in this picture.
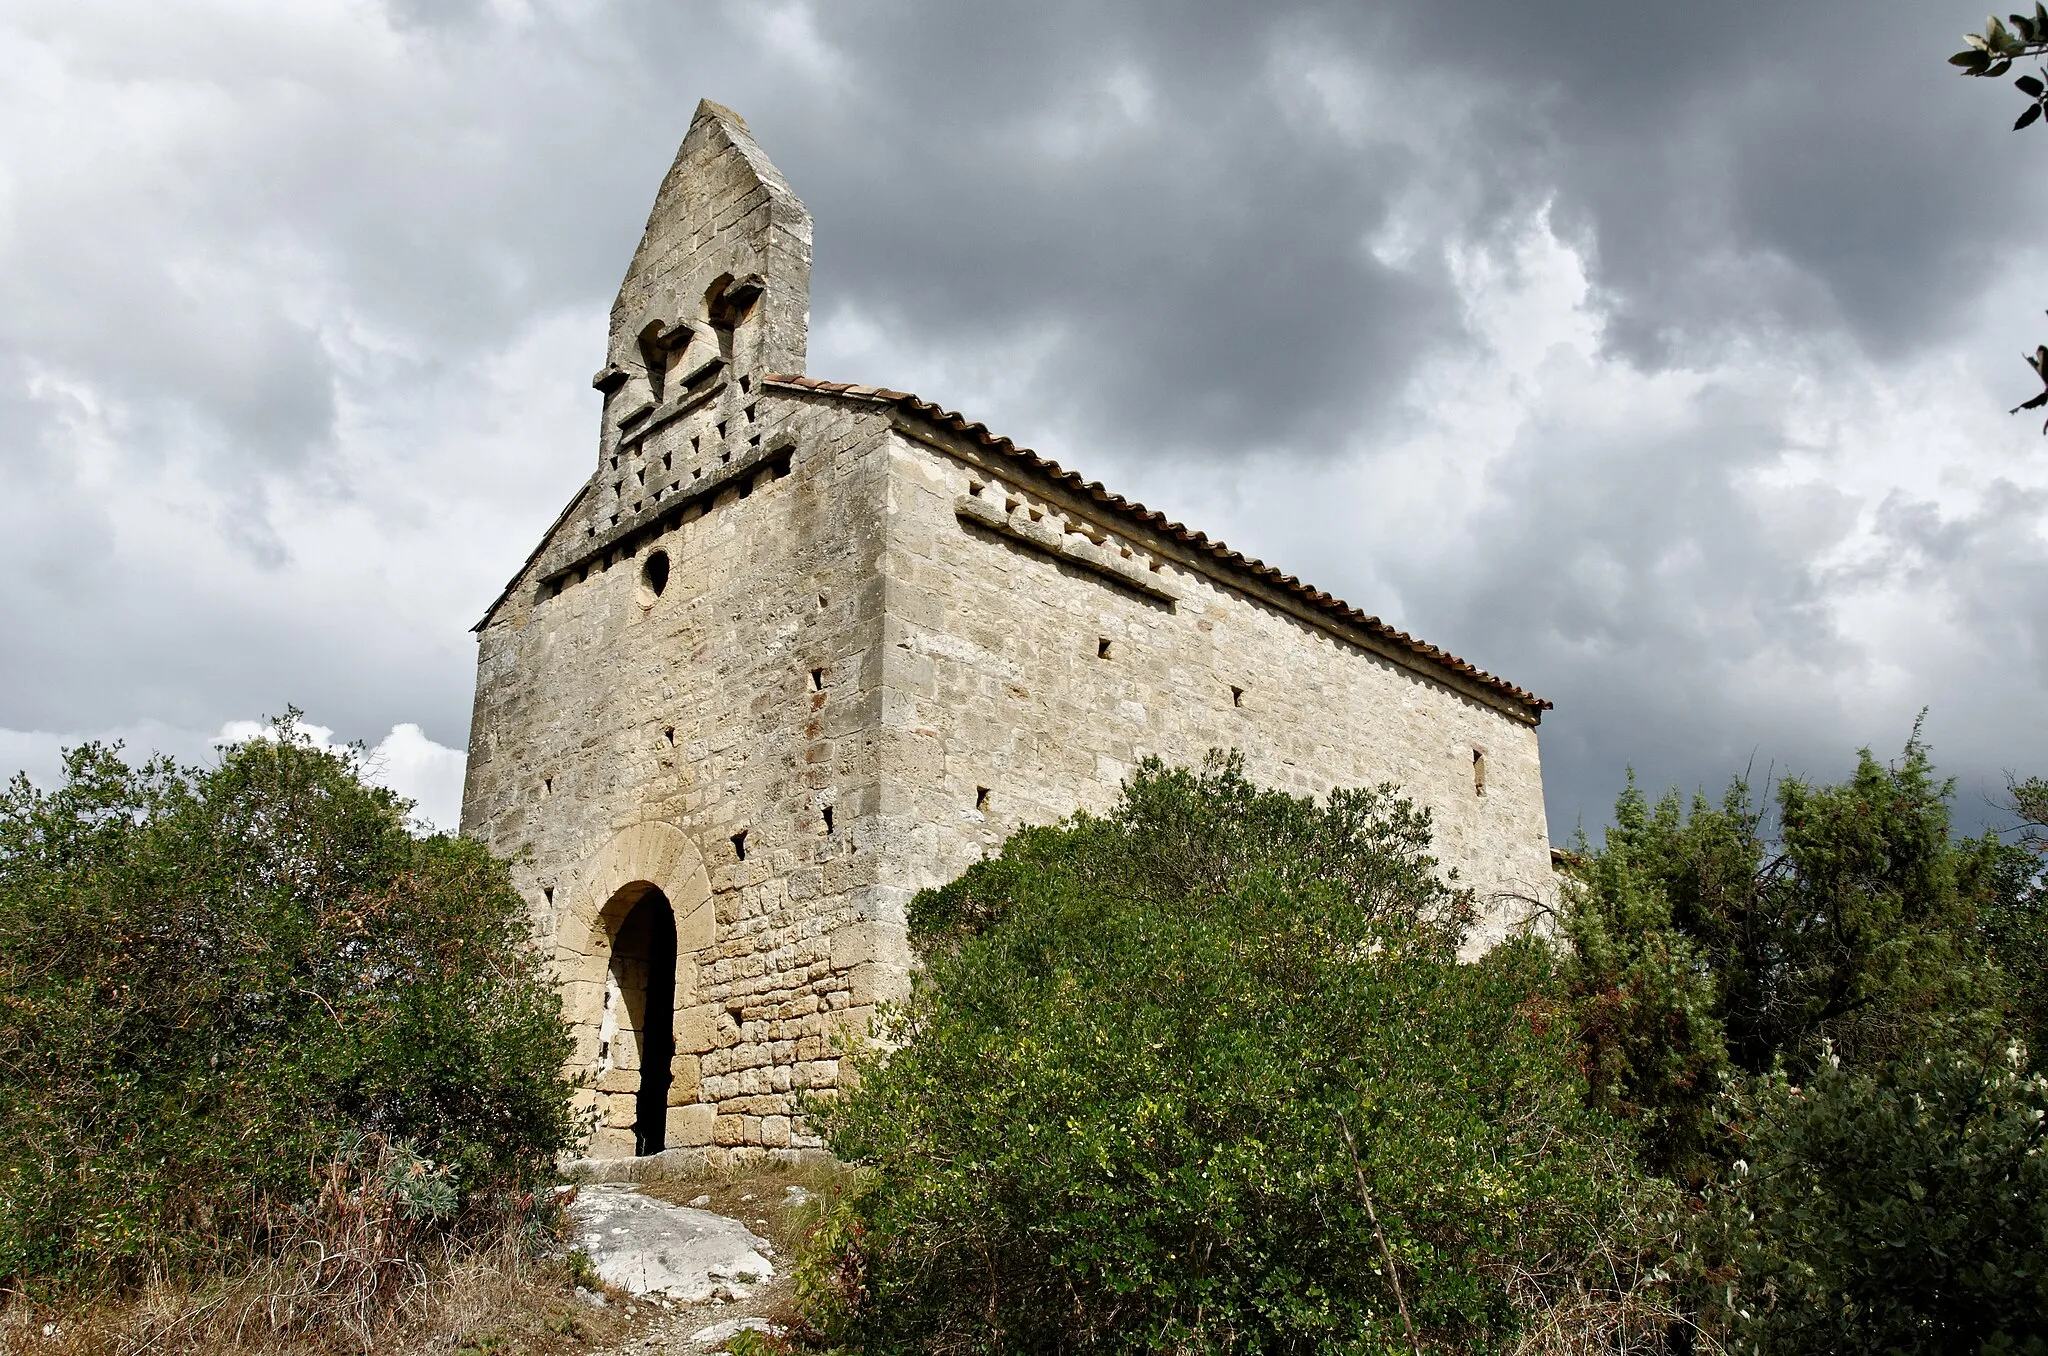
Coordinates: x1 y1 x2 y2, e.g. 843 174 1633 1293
4 0 2045 839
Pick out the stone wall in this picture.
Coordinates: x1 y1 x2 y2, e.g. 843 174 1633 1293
462 393 895 1155
862 420 1553 995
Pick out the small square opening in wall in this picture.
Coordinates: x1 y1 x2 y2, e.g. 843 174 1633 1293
1231 685 1245 708
975 786 991 812
1097 638 1114 659
731 830 748 861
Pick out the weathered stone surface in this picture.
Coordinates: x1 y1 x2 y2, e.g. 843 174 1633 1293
566 1183 773 1303
461 99 1557 1158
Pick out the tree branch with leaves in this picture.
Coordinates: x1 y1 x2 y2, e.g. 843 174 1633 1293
1952 9 2048 427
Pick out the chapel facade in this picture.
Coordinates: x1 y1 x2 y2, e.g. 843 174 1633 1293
460 100 1556 1158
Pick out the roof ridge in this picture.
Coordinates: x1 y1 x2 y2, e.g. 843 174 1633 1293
763 372 1552 717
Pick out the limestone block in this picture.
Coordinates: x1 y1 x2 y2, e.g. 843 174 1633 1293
668 1054 701 1103
761 1115 792 1148
667 1103 716 1148
849 962 905 1008
675 1003 721 1055
588 1128 638 1158
829 919 909 971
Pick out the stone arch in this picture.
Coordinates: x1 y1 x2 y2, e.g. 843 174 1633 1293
556 822 715 1156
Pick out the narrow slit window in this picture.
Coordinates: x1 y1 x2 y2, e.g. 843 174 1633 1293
1473 749 1488 797
975 786 991 812
541 777 553 797
821 806 835 834
663 726 676 746
1097 638 1113 659
542 884 555 905
810 668 824 691
1231 685 1245 708
731 830 748 861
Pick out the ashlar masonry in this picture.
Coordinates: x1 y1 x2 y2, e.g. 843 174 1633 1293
461 100 1557 1159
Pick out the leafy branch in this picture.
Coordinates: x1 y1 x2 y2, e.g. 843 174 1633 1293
1951 11 2048 427
1951 8 2048 127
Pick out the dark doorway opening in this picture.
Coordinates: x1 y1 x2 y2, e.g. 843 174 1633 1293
610 887 677 1155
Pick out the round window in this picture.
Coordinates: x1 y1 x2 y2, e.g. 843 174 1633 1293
638 549 670 605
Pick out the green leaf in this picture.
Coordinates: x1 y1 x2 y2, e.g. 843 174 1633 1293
1954 49 1994 71
2017 101 2044 129
1990 58 2016 76
2017 74 2045 96
1967 32 1993 51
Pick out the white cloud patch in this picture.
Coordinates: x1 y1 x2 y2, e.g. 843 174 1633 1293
215 718 468 833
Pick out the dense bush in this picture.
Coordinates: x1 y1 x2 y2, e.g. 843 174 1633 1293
800 755 1668 1354
1559 737 2016 1178
1560 733 2048 1349
0 718 573 1292
1698 1047 2048 1355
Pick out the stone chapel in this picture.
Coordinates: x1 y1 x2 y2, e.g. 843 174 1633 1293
460 100 1556 1159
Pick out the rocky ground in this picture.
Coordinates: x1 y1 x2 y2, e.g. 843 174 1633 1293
563 1160 850 1355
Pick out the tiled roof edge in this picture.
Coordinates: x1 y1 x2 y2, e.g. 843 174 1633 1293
763 373 1552 718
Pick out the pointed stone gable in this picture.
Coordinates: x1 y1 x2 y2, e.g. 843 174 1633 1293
593 99 812 438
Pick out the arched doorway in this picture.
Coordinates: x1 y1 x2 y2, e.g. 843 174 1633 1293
600 883 677 1156
558 822 715 1158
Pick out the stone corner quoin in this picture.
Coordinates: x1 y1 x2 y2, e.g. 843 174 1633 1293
458 96 1558 1161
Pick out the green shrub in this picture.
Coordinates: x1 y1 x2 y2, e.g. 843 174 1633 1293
805 754 1668 1354
1697 1046 2048 1354
1559 737 2016 1179
0 717 574 1291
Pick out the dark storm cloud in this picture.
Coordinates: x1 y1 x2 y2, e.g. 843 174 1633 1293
3 0 2044 840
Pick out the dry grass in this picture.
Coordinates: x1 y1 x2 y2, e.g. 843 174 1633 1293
0 1229 640 1356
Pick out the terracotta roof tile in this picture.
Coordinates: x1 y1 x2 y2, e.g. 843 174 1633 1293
764 373 1551 717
